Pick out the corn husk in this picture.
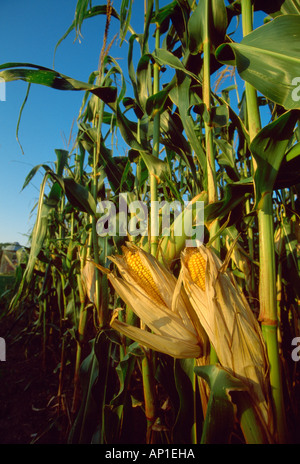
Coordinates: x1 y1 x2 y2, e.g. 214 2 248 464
181 245 273 435
81 260 97 303
108 243 209 361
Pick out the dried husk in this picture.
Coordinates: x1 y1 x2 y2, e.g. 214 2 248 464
108 243 208 360
81 260 97 303
181 245 273 436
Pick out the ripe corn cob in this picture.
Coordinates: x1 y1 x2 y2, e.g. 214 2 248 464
108 244 205 360
123 247 166 307
185 248 206 291
181 245 273 440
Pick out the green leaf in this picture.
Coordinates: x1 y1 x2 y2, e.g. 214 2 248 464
127 34 140 104
153 0 177 28
115 104 152 153
16 82 31 154
145 83 174 117
216 15 300 110
68 340 100 444
21 164 52 191
63 177 97 216
10 171 58 310
215 138 240 182
55 149 69 177
139 152 168 183
187 0 205 55
254 0 300 16
250 110 299 208
159 111 199 186
188 0 227 54
74 0 91 36
78 123 134 193
286 141 300 162
194 365 246 444
54 4 120 64
282 215 300 300
136 53 153 111
169 74 207 176
120 0 134 44
0 63 117 104
106 342 138 442
153 48 201 83
205 178 253 226
173 358 197 444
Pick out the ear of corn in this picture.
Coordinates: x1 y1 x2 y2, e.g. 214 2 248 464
95 242 275 441
181 245 274 441
106 243 207 360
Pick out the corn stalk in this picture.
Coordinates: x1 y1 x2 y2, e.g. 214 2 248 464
241 0 287 443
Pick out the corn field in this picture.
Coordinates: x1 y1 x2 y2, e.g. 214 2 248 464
1 0 300 445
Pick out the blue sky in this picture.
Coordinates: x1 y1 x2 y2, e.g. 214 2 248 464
0 0 144 245
0 1 266 246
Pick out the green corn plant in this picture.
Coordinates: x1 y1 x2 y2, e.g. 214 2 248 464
216 1 300 443
2 0 300 445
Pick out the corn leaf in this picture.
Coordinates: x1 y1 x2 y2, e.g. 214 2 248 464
173 358 198 444
250 110 299 209
204 178 253 226
216 15 300 110
55 149 69 177
68 340 100 444
195 365 246 444
255 0 300 16
188 0 227 54
21 164 52 191
0 63 117 104
169 74 207 175
63 177 97 216
120 0 134 43
10 172 58 310
105 342 138 443
78 123 135 192
53 4 120 64
153 48 201 83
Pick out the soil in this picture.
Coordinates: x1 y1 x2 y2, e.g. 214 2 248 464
0 307 69 444
1 301 300 445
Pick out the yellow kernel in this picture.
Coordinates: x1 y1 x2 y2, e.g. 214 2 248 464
185 248 206 291
123 248 166 306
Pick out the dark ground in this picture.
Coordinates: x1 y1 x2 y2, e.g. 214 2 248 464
0 308 69 444
1 297 300 445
